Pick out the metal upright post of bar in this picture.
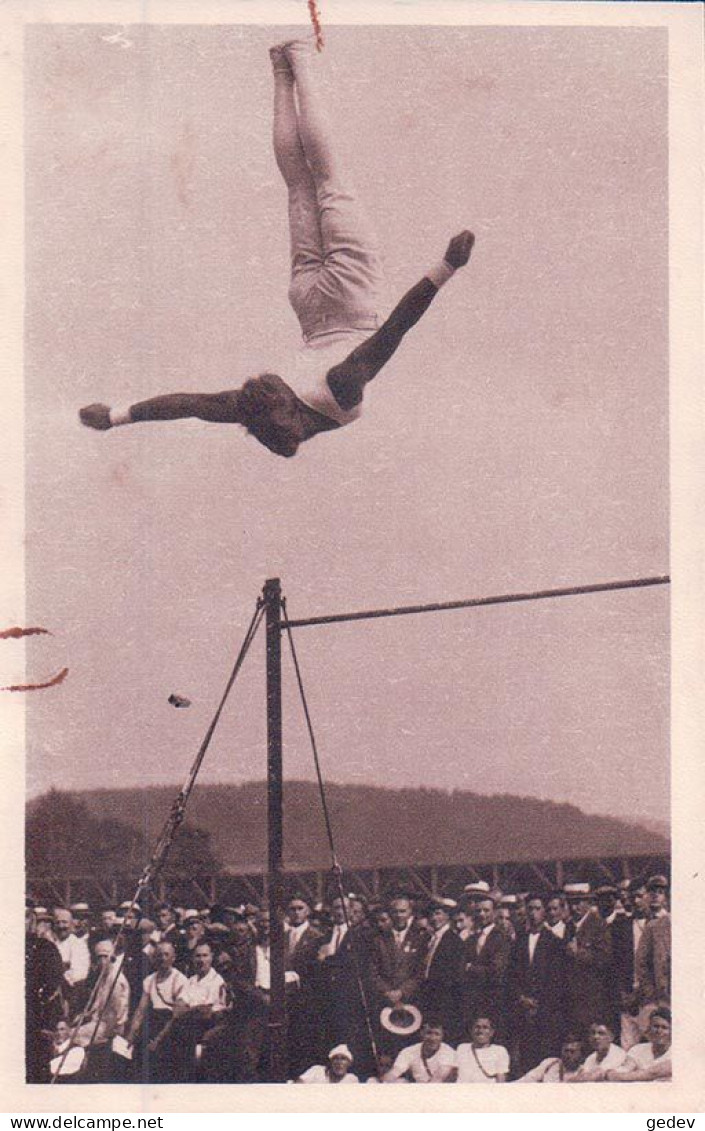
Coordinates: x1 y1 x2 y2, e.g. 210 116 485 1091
264 577 287 1082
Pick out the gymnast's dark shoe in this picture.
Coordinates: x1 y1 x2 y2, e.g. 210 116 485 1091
79 403 112 431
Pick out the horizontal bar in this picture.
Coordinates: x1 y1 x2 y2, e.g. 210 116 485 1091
281 574 670 630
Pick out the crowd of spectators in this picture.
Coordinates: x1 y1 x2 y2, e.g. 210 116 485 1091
25 873 671 1085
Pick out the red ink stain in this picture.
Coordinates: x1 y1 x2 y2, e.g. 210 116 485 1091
0 626 52 640
308 1 324 52
1 667 69 692
110 461 131 487
170 124 195 211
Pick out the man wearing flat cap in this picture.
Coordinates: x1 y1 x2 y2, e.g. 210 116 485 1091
635 876 670 1037
646 874 670 918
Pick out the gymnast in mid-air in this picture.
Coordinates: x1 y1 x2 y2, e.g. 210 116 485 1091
80 37 475 458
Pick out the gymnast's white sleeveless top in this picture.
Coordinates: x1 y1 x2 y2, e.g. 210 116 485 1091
285 330 371 426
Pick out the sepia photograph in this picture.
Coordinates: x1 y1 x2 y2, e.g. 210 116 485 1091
2 0 703 1114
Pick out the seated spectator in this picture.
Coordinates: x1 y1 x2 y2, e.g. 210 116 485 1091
49 1020 86 1082
74 940 130 1048
575 1020 627 1081
605 1007 672 1082
365 1052 397 1084
455 1016 510 1083
515 1033 585 1082
384 1020 457 1083
296 1044 359 1084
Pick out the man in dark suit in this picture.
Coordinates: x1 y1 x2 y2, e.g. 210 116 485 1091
420 898 465 1044
26 903 66 1083
317 894 377 1076
635 878 671 1035
608 878 650 1050
284 893 323 1078
463 892 512 1040
369 892 429 1053
563 883 612 1042
508 893 567 1076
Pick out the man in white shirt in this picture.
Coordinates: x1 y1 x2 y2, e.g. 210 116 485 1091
74 941 130 1049
180 942 227 1013
545 894 571 941
575 1020 627 1081
605 1007 672 1082
254 909 271 994
515 1033 586 1083
455 1016 510 1083
168 942 227 1081
384 1021 457 1083
52 907 90 1011
49 1020 85 1082
296 1044 359 1084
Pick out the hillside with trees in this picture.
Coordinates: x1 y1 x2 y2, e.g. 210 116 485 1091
27 782 669 873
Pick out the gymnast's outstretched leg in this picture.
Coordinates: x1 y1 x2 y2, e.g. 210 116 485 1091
283 37 387 340
270 45 324 303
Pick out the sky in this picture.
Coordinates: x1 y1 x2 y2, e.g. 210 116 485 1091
21 22 669 826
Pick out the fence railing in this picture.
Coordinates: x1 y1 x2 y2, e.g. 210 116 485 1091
28 852 669 909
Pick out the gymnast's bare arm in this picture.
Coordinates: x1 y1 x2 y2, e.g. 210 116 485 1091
79 231 475 434
79 391 244 430
326 230 475 411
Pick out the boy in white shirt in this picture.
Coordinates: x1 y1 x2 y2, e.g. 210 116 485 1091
456 1016 510 1083
575 1020 627 1081
384 1021 457 1083
605 1007 672 1082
